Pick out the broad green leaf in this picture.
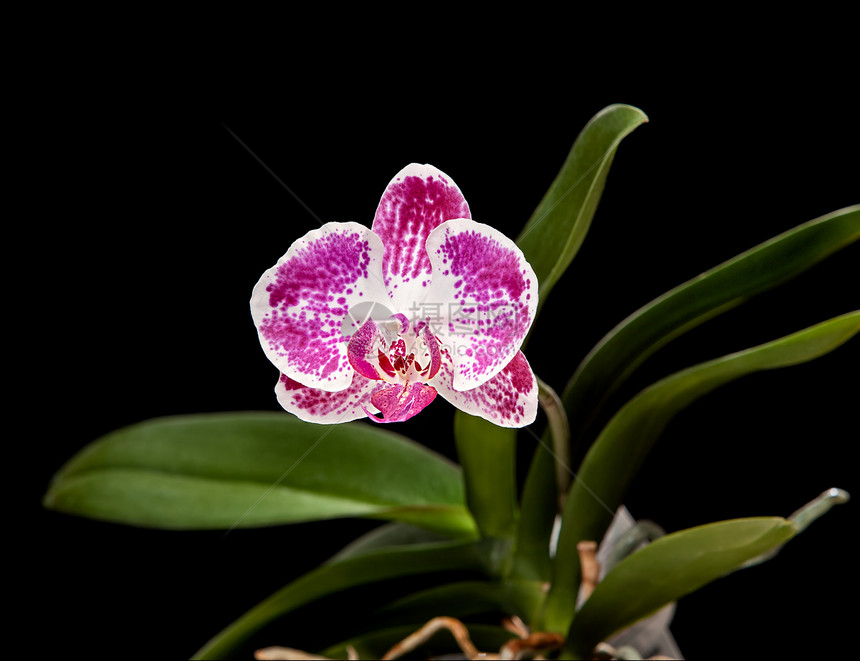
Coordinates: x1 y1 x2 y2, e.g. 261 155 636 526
563 205 860 454
542 311 860 633
44 412 477 537
453 411 518 540
563 517 796 658
192 538 488 660
516 103 648 316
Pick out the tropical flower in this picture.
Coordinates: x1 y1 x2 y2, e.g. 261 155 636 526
250 164 539 427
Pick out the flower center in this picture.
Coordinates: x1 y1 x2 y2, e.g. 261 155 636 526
347 313 441 385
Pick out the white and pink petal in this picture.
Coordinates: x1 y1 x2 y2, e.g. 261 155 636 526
250 222 391 392
421 218 538 391
371 164 471 312
275 372 390 424
433 350 538 428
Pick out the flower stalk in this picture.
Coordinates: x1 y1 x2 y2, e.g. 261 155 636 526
537 377 571 509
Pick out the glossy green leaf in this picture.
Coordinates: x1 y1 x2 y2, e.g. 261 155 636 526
563 204 860 453
453 411 518 540
563 517 796 658
192 538 488 659
509 103 646 585
44 412 477 537
542 311 860 633
516 103 648 316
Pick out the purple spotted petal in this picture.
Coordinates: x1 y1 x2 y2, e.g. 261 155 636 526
422 219 538 391
433 350 537 428
371 164 471 312
363 381 438 424
422 325 442 380
275 372 389 423
251 222 391 392
347 318 384 381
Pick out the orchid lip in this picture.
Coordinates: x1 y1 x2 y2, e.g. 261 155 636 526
362 380 438 424
346 313 442 424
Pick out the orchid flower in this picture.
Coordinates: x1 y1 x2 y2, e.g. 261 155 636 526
250 164 539 427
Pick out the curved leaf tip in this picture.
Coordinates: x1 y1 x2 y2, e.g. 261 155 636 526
516 103 649 318
563 516 795 657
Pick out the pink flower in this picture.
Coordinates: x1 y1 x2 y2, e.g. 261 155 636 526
250 164 538 427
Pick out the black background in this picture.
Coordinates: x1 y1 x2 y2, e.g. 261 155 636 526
25 40 859 659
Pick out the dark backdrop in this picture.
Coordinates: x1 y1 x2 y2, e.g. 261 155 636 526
28 59 858 658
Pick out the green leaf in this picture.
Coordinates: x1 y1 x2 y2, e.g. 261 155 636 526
453 411 518 540
542 311 860 633
516 103 648 316
192 539 488 659
509 104 647 583
563 517 796 658
44 412 477 537
562 204 860 454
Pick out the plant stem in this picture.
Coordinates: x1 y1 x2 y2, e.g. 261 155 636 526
536 377 571 509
